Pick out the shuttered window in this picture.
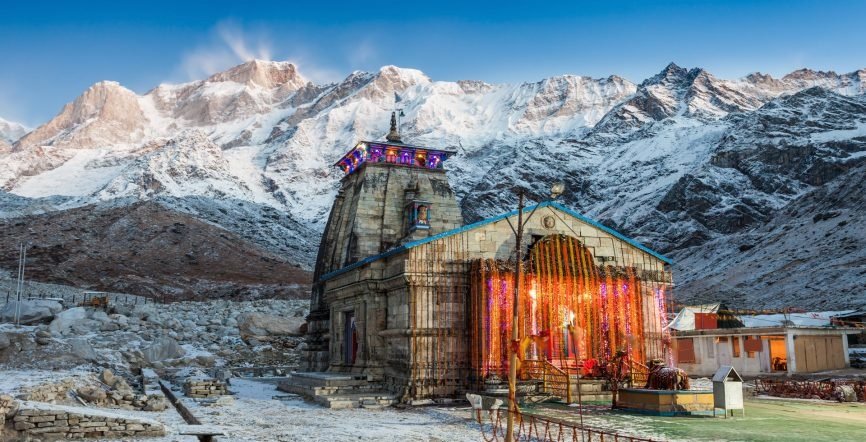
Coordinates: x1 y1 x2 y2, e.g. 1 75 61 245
677 338 696 363
744 336 762 357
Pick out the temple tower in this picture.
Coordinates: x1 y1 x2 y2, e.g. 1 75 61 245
305 114 463 371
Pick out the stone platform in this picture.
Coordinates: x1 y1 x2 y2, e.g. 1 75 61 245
616 388 714 416
483 378 613 405
277 372 397 409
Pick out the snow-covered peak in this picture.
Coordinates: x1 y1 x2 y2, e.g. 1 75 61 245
15 80 147 150
0 116 29 143
376 65 431 86
641 62 690 87
206 59 308 90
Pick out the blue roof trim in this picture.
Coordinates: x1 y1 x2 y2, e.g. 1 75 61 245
318 201 671 282
545 201 672 264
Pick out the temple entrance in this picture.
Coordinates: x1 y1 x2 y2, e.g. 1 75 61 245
344 311 357 365
469 234 669 386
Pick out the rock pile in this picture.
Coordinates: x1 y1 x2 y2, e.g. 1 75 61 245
183 378 228 398
76 370 167 412
1 298 309 372
9 403 165 440
0 394 19 426
21 379 81 403
19 370 167 413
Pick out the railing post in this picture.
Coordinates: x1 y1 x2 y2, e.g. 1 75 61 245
543 362 548 392
567 370 572 403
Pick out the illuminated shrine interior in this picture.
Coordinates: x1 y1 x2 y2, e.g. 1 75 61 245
336 141 454 175
470 235 669 381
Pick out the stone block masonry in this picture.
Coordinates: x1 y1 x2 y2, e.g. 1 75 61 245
4 401 165 440
183 378 228 398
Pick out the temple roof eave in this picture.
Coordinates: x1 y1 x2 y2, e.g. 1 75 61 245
317 201 673 283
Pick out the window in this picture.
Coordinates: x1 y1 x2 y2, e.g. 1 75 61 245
744 336 762 358
677 338 696 363
385 149 397 163
732 336 741 358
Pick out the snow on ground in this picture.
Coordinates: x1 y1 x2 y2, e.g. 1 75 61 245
0 368 94 395
160 378 483 442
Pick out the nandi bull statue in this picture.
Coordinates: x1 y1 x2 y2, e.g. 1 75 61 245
645 359 690 390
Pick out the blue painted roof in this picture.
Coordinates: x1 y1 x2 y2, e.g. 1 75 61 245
318 201 672 282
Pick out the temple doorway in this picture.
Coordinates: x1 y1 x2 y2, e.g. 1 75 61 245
344 311 357 365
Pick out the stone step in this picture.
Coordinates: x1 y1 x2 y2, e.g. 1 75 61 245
314 392 398 409
282 373 370 388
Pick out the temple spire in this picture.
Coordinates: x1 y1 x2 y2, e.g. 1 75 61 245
386 111 402 142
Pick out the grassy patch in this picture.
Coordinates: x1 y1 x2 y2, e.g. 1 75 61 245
526 397 866 442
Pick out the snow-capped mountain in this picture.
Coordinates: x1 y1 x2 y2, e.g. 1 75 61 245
2 61 864 308
0 117 28 152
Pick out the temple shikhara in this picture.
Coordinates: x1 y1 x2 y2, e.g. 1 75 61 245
286 115 674 406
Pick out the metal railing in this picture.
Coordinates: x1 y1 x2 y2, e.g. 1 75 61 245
522 360 572 402
474 408 661 442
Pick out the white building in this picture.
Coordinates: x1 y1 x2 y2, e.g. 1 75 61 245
670 309 859 377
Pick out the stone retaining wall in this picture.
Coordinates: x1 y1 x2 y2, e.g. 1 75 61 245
183 379 228 398
7 402 165 440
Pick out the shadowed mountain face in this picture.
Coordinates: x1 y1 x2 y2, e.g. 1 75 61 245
0 61 864 307
0 200 310 301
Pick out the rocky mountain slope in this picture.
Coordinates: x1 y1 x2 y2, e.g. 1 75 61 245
1 61 864 308
0 200 309 300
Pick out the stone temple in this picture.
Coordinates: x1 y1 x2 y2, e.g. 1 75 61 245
286 116 674 407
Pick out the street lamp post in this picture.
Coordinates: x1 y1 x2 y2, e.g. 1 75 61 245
505 183 564 441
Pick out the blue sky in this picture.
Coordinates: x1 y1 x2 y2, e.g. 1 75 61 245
1 0 864 126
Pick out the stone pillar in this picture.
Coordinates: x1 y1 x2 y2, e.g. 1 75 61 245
842 333 850 368
785 331 797 375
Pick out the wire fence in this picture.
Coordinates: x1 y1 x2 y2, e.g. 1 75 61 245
3 290 157 306
475 408 661 442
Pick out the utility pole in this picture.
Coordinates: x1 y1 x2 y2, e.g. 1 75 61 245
15 243 26 327
504 182 564 441
505 191 525 441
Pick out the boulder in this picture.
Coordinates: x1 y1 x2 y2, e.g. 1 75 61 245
237 313 305 341
142 336 186 363
0 333 10 351
194 354 216 367
100 321 121 332
78 385 107 403
101 369 117 386
143 395 167 411
0 300 62 324
69 338 98 361
0 394 19 419
131 304 156 320
48 307 89 335
835 385 858 402
90 310 110 323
